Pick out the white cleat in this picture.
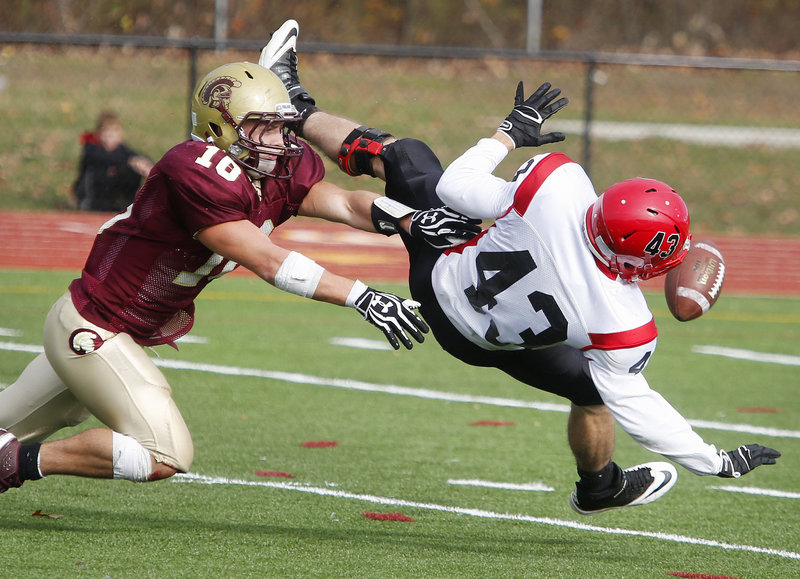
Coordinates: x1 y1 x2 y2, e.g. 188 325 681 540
260 19 299 70
258 19 316 112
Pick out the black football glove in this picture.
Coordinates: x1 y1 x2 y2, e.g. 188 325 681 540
498 81 569 149
717 444 781 478
409 207 482 249
353 286 429 350
371 197 481 249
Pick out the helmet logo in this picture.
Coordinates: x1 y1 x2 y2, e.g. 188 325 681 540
69 329 104 355
200 76 242 110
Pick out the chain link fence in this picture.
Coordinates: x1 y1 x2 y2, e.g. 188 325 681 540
0 33 798 235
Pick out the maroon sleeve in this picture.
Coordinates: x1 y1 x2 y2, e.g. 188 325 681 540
275 139 326 224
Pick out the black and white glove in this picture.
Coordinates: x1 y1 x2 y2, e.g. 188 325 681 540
371 197 481 249
717 444 781 478
409 207 482 249
498 81 569 149
351 283 429 350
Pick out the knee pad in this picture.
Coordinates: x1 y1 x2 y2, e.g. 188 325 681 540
112 432 154 482
337 126 393 177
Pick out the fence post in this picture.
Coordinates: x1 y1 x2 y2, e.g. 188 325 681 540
582 58 596 177
187 45 198 139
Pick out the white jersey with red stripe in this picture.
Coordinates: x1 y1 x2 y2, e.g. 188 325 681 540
432 138 721 475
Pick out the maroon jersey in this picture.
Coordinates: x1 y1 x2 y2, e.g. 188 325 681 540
69 139 325 346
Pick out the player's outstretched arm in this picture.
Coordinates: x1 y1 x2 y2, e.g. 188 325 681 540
348 282 429 350
196 219 427 350
496 81 569 150
260 19 400 181
299 180 481 248
717 444 781 478
299 112 370 169
259 19 377 172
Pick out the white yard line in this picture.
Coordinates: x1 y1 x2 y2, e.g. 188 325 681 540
710 486 800 500
4 338 796 558
447 479 554 492
2 340 799 439
173 472 800 561
175 334 208 344
329 337 394 351
693 345 800 366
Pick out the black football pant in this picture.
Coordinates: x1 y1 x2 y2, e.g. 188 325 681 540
380 138 602 406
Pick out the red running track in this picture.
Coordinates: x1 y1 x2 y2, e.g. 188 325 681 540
1 210 798 297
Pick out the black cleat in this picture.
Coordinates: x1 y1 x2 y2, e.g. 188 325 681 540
569 461 677 515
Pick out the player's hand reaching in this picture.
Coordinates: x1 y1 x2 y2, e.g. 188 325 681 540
409 207 482 249
717 444 781 478
371 197 480 249
352 285 429 350
498 81 569 149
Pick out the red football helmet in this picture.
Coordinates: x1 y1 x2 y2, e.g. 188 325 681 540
584 178 691 281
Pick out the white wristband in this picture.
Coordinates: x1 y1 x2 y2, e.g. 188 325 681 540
274 251 325 298
345 280 369 307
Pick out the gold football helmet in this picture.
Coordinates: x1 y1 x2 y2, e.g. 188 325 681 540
191 62 303 178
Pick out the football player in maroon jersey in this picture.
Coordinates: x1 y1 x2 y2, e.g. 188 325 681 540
256 20 781 515
0 62 481 493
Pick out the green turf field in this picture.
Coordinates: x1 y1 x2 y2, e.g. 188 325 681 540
1 270 798 577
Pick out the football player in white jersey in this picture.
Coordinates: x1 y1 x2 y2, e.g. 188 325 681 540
262 19 781 514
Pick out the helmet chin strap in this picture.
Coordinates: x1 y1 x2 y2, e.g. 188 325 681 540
245 156 276 179
245 157 278 179
257 157 277 174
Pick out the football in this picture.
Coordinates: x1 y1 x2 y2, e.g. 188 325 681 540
664 240 725 321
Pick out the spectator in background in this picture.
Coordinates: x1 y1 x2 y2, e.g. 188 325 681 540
73 111 154 212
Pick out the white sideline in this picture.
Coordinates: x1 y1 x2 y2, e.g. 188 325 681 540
1 340 799 439
172 472 800 561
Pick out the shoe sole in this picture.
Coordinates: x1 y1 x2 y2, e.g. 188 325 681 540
569 461 678 515
259 19 299 69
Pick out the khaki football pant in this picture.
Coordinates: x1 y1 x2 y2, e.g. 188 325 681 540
0 293 193 472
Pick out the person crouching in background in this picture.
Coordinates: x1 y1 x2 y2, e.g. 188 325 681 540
73 111 154 212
